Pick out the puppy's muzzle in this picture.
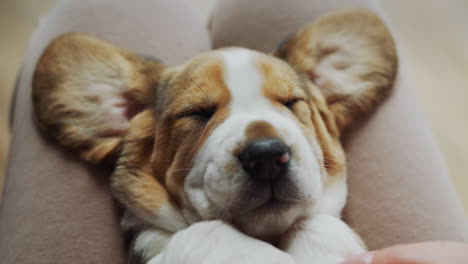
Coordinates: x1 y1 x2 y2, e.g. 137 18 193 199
238 138 290 183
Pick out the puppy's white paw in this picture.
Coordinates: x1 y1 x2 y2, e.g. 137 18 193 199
280 215 365 264
154 220 295 264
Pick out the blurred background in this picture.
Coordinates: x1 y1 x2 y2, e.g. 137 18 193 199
0 0 467 212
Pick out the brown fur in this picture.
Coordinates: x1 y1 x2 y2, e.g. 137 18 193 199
275 8 398 131
33 33 164 164
111 109 173 223
245 121 281 142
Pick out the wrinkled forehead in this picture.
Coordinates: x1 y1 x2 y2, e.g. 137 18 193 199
221 48 300 111
164 48 306 109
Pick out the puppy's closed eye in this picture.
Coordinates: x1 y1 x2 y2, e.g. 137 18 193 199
178 107 216 123
281 98 306 113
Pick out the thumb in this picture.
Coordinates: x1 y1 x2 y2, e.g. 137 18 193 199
340 241 468 264
340 251 375 264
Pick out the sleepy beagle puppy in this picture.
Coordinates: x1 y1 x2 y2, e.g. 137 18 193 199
33 8 397 264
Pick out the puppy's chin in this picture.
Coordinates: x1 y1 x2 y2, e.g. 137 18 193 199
225 180 310 241
231 201 308 242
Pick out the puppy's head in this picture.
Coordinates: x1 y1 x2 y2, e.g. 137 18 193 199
33 8 397 240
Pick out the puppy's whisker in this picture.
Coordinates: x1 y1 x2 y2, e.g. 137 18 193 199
321 153 358 169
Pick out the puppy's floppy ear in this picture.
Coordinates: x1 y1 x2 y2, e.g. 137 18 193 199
33 33 164 164
275 8 398 131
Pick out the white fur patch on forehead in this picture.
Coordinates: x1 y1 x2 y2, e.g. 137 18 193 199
221 48 269 111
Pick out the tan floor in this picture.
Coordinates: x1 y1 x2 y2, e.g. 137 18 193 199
0 0 60 200
0 0 467 212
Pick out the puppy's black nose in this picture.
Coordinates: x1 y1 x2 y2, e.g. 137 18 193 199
238 138 290 182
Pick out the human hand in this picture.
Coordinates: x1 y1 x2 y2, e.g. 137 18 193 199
341 241 468 264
